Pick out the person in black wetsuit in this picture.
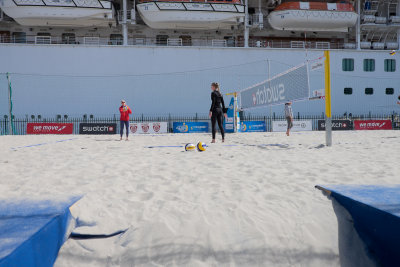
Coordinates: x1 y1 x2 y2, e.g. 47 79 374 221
209 82 227 143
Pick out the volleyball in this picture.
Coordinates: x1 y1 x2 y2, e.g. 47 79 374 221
185 143 196 151
389 50 396 56
196 142 207 152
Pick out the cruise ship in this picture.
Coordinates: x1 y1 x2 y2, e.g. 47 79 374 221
0 0 399 117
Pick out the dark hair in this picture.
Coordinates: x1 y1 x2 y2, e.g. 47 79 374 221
211 82 220 92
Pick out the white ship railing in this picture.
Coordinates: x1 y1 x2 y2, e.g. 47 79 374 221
167 38 183 46
35 36 51 45
0 35 398 50
83 37 100 45
211 39 227 47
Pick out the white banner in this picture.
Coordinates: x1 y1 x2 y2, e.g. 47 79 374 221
272 120 312 132
240 64 309 109
129 122 168 134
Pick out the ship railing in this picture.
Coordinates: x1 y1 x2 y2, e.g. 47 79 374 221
2 34 395 50
167 38 183 46
34 36 52 45
211 39 227 47
117 10 136 24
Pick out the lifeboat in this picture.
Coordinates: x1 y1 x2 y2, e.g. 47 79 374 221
136 0 245 30
0 0 114 27
267 1 358 32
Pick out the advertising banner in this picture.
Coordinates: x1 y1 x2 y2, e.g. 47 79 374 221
318 120 353 131
354 120 392 130
173 122 209 133
272 120 312 132
224 97 235 133
240 121 266 132
130 122 168 134
79 123 116 135
240 64 309 109
27 123 73 134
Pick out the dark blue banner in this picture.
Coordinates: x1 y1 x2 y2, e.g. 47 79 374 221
240 121 266 132
224 97 235 133
173 122 209 133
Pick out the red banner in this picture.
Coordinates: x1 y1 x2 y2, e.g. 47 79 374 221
354 120 392 130
27 123 74 134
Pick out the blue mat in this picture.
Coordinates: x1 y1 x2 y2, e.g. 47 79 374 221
0 196 80 267
316 185 400 266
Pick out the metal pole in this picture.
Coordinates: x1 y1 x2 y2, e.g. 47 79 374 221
122 0 128 46
324 51 332 146
244 0 249 47
234 92 238 132
6 73 12 135
356 0 360 50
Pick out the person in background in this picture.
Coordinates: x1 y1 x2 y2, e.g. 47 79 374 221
119 100 132 141
285 102 293 136
209 82 228 143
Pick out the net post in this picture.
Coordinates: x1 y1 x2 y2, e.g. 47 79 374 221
324 51 332 146
6 73 13 135
234 92 238 132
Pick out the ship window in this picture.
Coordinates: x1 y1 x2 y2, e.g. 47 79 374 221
224 36 235 47
12 32 26 43
179 35 192 46
344 88 353 95
0 31 11 43
342 58 354 71
62 33 76 44
156 35 168 46
384 59 396 72
363 59 375 72
37 32 51 36
110 34 123 45
386 88 394 95
365 88 374 95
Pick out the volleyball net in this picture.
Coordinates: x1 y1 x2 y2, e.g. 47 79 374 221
239 63 311 109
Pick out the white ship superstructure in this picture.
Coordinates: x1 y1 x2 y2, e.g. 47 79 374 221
0 0 399 116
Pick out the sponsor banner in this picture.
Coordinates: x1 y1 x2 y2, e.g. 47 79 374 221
26 123 73 134
272 120 312 132
130 122 168 134
310 59 324 71
224 97 235 133
354 120 392 130
79 123 116 135
394 121 400 129
240 64 309 109
173 122 209 133
240 121 266 132
236 111 241 132
318 120 353 131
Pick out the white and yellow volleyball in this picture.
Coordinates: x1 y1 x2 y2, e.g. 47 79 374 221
185 143 196 152
196 142 207 152
390 50 396 56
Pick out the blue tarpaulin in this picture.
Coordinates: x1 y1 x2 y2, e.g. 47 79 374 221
316 185 400 267
0 196 80 267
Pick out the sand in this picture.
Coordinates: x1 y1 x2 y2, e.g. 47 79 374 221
0 131 399 266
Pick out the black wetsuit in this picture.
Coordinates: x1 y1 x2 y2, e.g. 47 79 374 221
210 90 226 139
